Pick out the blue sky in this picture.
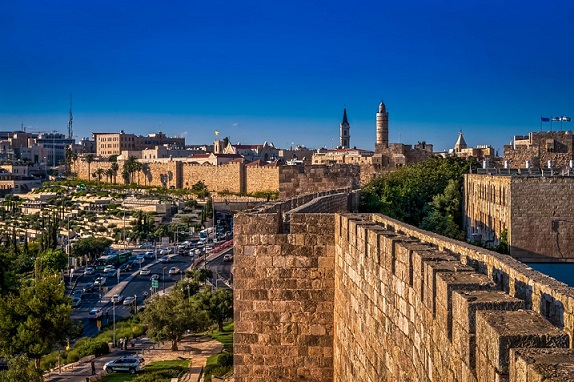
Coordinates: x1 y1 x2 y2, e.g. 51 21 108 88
2 1 574 153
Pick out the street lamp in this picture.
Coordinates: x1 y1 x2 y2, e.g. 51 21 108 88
162 267 166 293
112 300 116 347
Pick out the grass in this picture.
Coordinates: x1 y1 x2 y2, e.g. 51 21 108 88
209 322 233 352
100 359 190 382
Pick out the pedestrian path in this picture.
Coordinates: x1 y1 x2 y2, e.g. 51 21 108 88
43 335 224 382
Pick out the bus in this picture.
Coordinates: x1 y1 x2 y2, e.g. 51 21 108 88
95 251 131 270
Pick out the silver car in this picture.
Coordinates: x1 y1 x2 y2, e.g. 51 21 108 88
103 356 144 374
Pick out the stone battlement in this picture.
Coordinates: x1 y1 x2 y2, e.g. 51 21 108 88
234 191 574 381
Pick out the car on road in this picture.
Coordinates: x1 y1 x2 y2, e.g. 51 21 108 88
139 268 150 276
144 251 154 259
103 265 116 273
150 274 161 281
93 277 106 287
82 282 95 293
88 308 103 319
72 289 83 298
223 254 232 262
168 266 180 275
111 294 124 303
160 256 170 263
72 296 82 307
136 253 146 261
119 263 131 272
84 267 95 275
103 356 145 374
123 296 135 306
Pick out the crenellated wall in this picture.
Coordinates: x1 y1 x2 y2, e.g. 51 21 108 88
234 192 574 382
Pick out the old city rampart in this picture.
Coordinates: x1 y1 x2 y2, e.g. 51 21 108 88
234 191 574 381
73 158 358 198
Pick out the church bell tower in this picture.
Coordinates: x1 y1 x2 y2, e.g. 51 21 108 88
340 108 350 149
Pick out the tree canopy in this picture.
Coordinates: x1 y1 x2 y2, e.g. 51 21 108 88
360 156 476 239
140 288 209 350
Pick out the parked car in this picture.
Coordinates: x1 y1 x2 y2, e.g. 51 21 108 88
139 268 150 276
82 282 95 293
88 308 103 319
168 267 180 275
84 267 95 275
103 356 145 374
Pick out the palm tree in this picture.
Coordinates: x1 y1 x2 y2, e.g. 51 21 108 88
105 168 114 183
85 154 94 182
95 168 105 182
110 162 119 184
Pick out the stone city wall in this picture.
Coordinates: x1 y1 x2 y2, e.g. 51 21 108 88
334 213 574 381
234 190 574 381
279 164 360 199
233 214 338 381
73 160 360 197
182 162 244 193
245 165 280 194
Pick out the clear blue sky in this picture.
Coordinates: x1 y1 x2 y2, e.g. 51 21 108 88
2 1 574 153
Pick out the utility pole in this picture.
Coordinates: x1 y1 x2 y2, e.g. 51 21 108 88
67 94 73 139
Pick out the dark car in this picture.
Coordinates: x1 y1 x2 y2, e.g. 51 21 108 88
82 283 95 293
150 274 161 281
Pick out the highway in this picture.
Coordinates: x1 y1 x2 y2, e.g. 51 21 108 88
68 248 233 338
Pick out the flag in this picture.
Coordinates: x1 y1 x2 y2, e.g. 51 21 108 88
552 117 561 121
215 130 219 136
561 116 572 122
541 117 550 122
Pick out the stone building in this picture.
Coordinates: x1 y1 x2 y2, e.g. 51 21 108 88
503 130 574 169
93 130 185 157
450 131 495 162
464 172 574 261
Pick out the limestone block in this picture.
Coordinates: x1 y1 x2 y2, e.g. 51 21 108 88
423 260 475 317
412 251 457 302
509 348 574 382
476 310 569 380
435 272 496 339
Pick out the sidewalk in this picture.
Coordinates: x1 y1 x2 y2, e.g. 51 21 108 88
44 335 224 382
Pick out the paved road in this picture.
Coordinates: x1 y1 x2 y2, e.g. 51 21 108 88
68 248 233 338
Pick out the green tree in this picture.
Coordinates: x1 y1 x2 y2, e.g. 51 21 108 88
0 356 43 382
36 249 68 274
419 179 465 240
361 156 476 233
0 275 74 369
196 289 233 331
110 161 119 184
71 237 112 262
140 289 209 350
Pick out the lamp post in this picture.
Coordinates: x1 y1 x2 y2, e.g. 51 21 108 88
112 300 116 347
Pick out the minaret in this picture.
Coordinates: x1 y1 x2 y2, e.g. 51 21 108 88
375 100 388 153
340 107 350 148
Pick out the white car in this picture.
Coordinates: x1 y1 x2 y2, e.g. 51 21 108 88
103 265 116 273
111 294 124 303
93 277 106 287
139 268 150 276
84 267 95 275
123 296 135 306
168 267 180 275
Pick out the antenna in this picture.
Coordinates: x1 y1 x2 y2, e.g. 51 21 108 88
67 94 73 139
